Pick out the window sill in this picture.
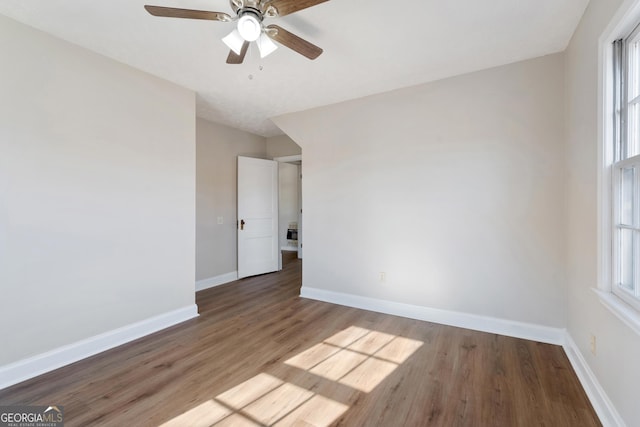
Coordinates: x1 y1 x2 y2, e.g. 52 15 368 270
593 288 640 336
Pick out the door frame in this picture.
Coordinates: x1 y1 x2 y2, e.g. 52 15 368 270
274 155 302 268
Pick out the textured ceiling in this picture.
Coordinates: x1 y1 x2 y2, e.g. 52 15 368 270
0 0 589 137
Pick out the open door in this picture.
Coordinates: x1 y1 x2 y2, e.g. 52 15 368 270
237 156 279 279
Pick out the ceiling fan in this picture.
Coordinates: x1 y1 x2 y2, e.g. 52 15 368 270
144 0 328 64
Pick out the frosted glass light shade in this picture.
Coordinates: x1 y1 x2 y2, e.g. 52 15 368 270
257 33 278 58
237 15 261 42
223 29 245 55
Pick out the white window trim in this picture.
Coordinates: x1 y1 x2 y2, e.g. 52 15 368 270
597 0 640 336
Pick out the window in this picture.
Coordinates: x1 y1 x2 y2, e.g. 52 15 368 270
611 27 640 312
599 0 640 336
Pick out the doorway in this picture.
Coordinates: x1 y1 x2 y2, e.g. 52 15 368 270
274 155 302 270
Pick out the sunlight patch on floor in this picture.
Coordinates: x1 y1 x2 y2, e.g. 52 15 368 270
239 380 314 424
285 326 423 392
273 395 350 426
217 373 285 409
216 373 348 426
160 326 423 426
159 399 232 427
160 373 348 427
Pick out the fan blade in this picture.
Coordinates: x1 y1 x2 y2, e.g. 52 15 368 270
144 5 232 22
265 0 329 17
226 41 250 64
266 25 322 60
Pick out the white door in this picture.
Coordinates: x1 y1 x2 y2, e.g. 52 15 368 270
237 156 279 278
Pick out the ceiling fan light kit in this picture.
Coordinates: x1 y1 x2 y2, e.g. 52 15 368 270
237 13 261 41
222 29 245 55
256 33 278 58
144 0 328 64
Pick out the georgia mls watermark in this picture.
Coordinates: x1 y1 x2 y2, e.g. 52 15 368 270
0 406 63 427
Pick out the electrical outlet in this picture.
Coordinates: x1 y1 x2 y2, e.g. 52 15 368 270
380 272 386 282
590 334 596 355
217 216 223 225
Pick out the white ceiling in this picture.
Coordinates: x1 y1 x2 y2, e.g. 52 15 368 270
0 0 589 137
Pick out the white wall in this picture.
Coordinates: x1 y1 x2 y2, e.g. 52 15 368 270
266 135 301 158
274 53 566 327
0 15 196 366
196 118 266 281
565 0 640 424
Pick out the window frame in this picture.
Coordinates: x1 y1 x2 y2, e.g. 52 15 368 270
611 157 640 311
611 25 640 312
597 0 640 336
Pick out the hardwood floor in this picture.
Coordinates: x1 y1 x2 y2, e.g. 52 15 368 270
0 252 600 426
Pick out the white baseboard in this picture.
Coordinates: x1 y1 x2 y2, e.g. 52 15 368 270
563 333 626 427
300 287 565 345
0 304 198 390
196 271 238 292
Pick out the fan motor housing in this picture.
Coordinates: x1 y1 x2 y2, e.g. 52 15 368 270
238 7 263 21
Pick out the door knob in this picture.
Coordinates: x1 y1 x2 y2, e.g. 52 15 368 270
240 219 245 230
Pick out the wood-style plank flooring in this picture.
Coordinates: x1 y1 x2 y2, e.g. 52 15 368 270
0 253 600 426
